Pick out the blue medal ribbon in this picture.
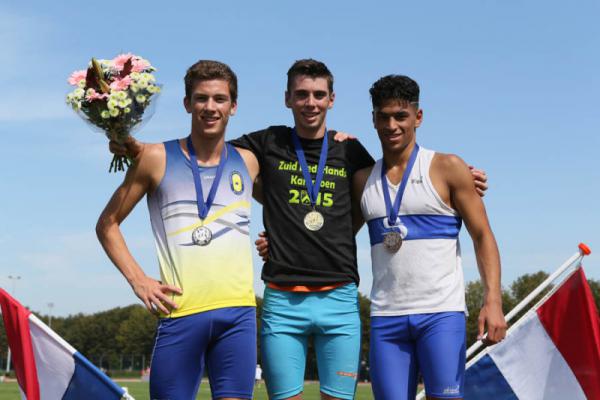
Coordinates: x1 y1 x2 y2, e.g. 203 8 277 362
186 136 228 221
291 128 329 208
381 144 420 226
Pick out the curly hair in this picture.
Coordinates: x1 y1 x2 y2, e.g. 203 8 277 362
369 75 419 109
184 60 238 103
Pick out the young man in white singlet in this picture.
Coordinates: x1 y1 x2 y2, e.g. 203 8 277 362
352 75 507 400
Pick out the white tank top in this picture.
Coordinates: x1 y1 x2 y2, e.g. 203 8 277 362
360 147 466 316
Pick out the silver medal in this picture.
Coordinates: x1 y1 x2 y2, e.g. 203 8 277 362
192 226 212 246
383 231 403 252
304 210 324 231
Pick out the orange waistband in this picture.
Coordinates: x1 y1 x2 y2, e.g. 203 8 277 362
267 282 347 293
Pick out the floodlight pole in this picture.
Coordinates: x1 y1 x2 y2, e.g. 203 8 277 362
48 302 54 328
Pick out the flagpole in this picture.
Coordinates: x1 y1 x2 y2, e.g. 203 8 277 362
6 275 21 374
466 243 590 360
415 243 591 400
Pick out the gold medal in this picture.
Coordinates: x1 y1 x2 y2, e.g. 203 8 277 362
304 210 324 231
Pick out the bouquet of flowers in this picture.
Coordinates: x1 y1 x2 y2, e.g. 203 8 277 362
66 54 161 172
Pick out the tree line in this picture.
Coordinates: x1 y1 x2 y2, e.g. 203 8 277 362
1 271 599 377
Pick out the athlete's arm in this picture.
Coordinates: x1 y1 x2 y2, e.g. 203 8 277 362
255 231 269 262
109 136 145 161
235 146 262 204
433 153 507 345
96 144 182 314
470 166 489 197
351 166 372 235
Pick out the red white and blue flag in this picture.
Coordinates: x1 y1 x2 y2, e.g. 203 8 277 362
0 289 130 400
465 266 600 399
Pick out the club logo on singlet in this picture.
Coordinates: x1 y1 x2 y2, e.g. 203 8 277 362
230 171 244 195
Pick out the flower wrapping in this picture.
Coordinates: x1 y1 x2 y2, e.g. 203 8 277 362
66 54 161 172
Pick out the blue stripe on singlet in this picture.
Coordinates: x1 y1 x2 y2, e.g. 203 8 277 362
367 214 462 246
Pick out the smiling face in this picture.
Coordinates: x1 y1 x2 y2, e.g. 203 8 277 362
373 99 422 153
285 75 334 135
184 79 237 139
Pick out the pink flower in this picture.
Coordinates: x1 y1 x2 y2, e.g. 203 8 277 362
68 70 87 86
85 89 108 102
131 57 151 72
109 76 132 91
112 53 133 71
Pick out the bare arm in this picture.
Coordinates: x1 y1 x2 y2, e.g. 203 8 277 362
96 144 182 314
436 154 506 344
351 166 372 235
235 146 262 204
469 165 488 197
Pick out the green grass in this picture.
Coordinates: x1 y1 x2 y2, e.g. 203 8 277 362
0 380 375 399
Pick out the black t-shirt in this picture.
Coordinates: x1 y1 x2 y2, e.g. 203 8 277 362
230 126 375 286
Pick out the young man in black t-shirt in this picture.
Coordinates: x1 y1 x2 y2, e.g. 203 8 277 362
230 59 373 400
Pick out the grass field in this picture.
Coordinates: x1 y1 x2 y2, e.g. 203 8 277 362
0 380 376 399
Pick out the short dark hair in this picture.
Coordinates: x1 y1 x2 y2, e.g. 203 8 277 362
287 59 334 93
369 75 419 109
184 60 238 103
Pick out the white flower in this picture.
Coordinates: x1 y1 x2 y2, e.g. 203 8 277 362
107 99 118 110
130 84 140 93
74 88 85 99
109 108 120 117
141 73 155 82
124 107 131 114
136 94 147 103
77 79 86 88
101 110 110 119
140 80 149 89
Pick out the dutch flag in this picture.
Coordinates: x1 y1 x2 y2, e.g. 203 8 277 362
464 265 600 399
0 289 132 400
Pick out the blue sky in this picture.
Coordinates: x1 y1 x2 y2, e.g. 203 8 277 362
1 1 598 316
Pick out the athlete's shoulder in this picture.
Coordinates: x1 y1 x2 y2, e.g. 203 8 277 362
432 152 468 170
431 152 472 186
140 142 167 166
267 125 292 136
338 134 375 172
247 125 290 137
135 142 167 187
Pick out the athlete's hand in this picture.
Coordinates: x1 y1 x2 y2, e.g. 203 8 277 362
469 166 488 197
108 136 145 160
333 131 356 142
255 231 269 262
131 275 182 315
477 300 507 345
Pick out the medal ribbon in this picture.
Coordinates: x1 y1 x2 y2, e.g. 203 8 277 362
291 128 329 208
381 144 420 226
186 136 228 221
